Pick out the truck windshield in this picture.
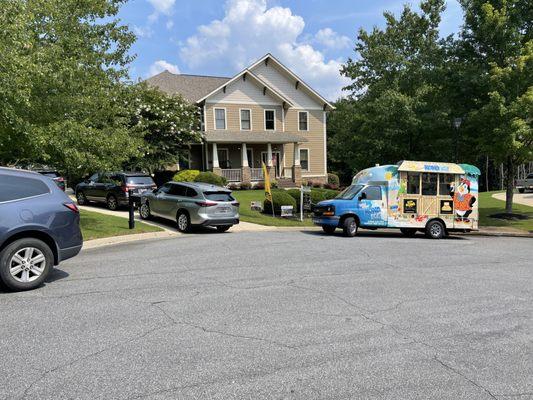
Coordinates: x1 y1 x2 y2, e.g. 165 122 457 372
336 185 364 200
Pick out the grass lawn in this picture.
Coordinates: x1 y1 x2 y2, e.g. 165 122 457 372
80 209 163 241
232 190 314 227
478 191 533 233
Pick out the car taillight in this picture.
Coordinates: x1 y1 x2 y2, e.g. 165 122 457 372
64 203 79 213
195 201 217 207
121 185 136 193
56 177 65 182
232 202 240 207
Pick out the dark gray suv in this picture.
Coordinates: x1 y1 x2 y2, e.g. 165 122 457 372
0 167 83 291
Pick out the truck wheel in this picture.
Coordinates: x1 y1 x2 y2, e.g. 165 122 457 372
322 225 336 234
425 220 445 239
400 228 417 237
518 188 525 193
342 217 358 237
0 238 53 291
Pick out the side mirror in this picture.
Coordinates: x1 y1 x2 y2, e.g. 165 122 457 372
358 192 367 201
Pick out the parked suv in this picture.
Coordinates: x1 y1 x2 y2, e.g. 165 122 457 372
0 167 83 291
75 172 156 210
35 170 66 191
139 182 239 232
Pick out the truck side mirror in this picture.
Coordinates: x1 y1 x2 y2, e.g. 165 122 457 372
358 192 367 201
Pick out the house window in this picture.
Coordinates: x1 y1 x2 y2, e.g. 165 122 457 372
407 172 420 194
214 108 226 130
240 109 251 130
298 111 308 131
300 149 309 172
265 109 275 130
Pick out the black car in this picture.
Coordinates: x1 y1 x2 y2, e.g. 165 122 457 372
75 172 156 210
0 167 82 291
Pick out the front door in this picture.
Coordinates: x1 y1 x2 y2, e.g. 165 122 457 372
262 152 281 178
358 185 388 227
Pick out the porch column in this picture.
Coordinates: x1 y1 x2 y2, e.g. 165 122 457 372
241 143 251 184
266 142 275 178
212 142 222 176
292 142 302 186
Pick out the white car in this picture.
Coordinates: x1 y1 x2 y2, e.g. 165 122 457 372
516 173 533 193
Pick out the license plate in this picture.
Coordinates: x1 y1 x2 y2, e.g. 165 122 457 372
217 207 231 214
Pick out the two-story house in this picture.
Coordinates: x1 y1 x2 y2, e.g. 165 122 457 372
146 53 334 187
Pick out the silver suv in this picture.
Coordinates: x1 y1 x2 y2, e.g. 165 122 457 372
139 182 239 232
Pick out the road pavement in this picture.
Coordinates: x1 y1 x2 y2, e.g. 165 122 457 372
493 192 533 207
1 231 532 400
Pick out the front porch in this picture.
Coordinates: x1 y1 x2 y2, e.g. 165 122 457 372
203 132 307 187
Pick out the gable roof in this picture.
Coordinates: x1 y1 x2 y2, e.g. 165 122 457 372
145 71 230 103
248 53 335 111
195 68 294 106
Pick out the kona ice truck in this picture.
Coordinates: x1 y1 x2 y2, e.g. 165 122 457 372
313 161 481 239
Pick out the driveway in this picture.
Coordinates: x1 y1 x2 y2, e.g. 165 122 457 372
1 231 531 399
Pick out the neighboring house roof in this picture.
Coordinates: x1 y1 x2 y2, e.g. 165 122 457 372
204 131 308 144
145 71 230 103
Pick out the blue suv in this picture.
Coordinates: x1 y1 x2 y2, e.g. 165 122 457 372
0 168 83 291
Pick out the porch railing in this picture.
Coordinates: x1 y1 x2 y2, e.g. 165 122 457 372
250 168 263 181
221 169 242 182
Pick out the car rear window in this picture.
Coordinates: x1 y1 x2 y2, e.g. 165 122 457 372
126 176 154 185
204 191 234 202
0 175 50 203
39 171 60 178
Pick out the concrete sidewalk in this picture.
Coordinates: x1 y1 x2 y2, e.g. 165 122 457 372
493 192 533 207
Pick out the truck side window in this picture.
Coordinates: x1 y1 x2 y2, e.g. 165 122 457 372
421 173 437 195
439 174 454 195
407 173 420 194
363 186 382 200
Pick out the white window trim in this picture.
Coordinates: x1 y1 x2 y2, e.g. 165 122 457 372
239 108 252 131
298 111 309 132
264 109 276 131
213 107 227 130
299 148 310 172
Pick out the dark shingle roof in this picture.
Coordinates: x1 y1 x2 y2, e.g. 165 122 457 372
145 71 230 103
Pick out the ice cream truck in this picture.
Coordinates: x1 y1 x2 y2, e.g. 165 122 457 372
313 161 480 239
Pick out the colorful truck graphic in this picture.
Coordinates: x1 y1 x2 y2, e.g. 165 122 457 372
312 161 480 239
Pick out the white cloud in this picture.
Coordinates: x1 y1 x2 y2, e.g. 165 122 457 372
133 25 154 39
147 0 175 23
314 28 351 50
148 60 180 76
166 20 174 30
179 0 349 100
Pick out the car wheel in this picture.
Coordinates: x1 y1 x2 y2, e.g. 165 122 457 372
139 202 151 220
216 225 231 233
176 211 191 233
107 194 118 211
76 191 87 205
425 220 445 239
322 225 336 234
400 228 417 237
518 188 525 193
0 238 52 291
342 217 358 237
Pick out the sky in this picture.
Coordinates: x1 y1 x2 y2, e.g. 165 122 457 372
118 0 464 101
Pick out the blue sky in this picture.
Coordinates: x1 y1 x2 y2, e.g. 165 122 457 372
119 0 464 100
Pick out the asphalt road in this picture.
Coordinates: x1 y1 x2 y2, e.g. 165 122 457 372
1 231 532 400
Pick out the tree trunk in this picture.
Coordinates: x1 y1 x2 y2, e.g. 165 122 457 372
504 156 514 214
485 156 489 192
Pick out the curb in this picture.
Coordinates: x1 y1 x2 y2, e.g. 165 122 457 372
83 231 179 250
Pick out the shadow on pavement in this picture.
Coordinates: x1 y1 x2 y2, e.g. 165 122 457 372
300 230 467 240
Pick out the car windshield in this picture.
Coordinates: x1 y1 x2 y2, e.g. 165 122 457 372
204 192 234 202
335 185 364 200
126 176 154 185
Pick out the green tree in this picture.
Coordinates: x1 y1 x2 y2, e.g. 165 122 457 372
338 0 455 172
0 0 138 182
458 0 533 212
127 84 203 174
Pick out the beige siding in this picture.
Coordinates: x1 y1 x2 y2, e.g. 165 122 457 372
207 76 281 105
205 103 283 132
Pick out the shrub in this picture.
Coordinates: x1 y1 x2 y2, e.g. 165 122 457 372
227 183 240 191
240 182 252 190
263 190 297 215
194 171 227 186
324 183 339 190
254 181 265 190
173 169 200 182
311 188 339 204
270 179 278 189
327 173 340 186
307 179 323 188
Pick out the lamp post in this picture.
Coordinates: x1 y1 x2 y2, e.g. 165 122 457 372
453 117 462 163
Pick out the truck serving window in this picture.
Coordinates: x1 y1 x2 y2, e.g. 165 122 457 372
336 185 364 200
407 173 420 194
439 174 454 195
421 173 437 196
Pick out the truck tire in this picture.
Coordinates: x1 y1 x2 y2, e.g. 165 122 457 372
342 217 358 237
322 226 336 234
425 220 445 239
518 188 525 193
